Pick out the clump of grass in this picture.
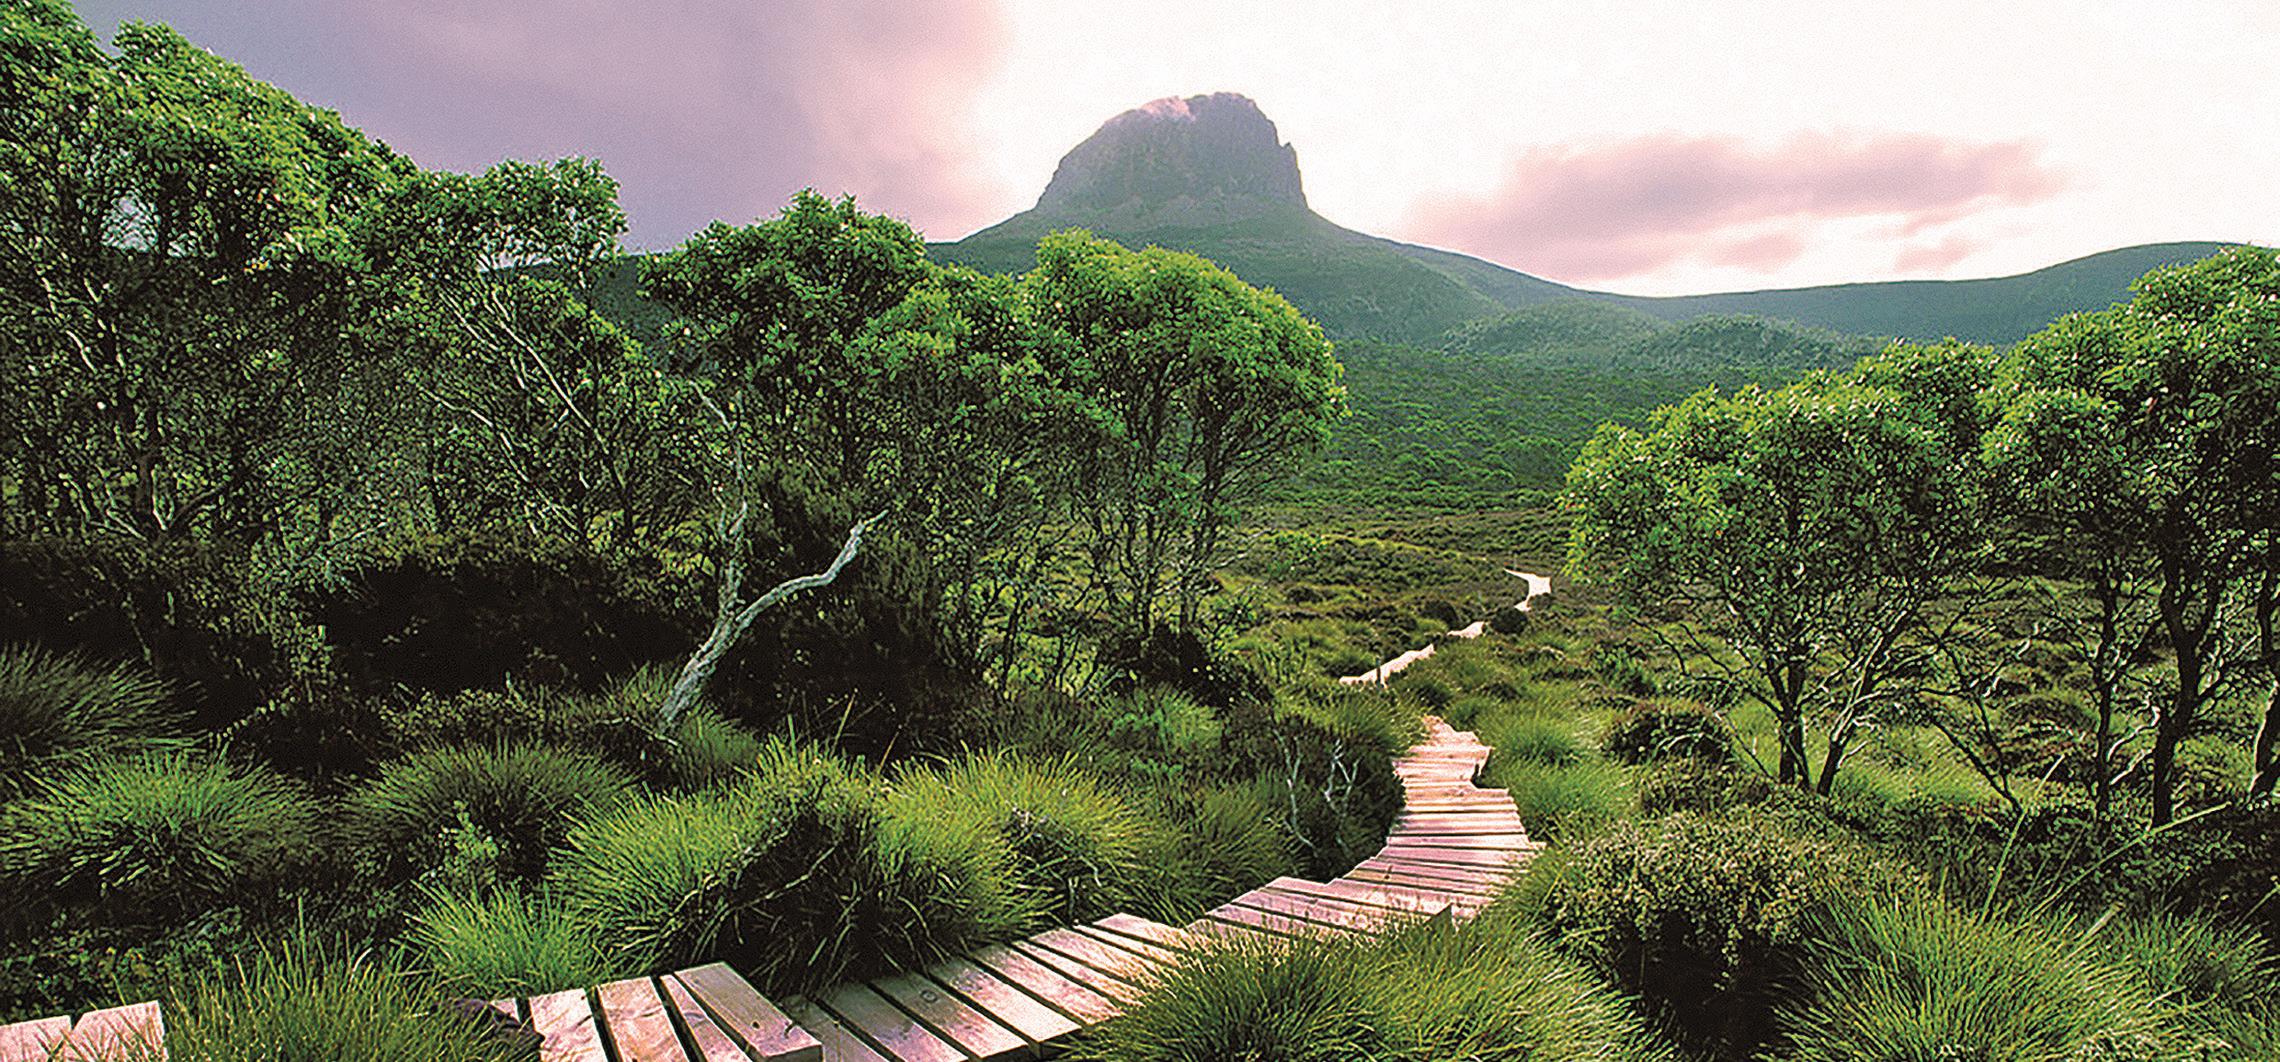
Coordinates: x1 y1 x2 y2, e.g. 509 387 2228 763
0 644 180 798
1142 784 1296 921
0 751 318 922
1491 714 1586 766
345 743 637 883
1276 684 1422 758
163 933 522 1061
409 888 617 997
1777 896 2185 1061
1487 759 1628 843
1072 916 1675 1061
888 753 1160 926
553 739 1025 995
2096 910 2274 1016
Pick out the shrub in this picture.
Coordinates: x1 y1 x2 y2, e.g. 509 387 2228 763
1590 645 1656 697
1634 758 1773 815
0 752 319 924
552 740 1024 994
888 754 1161 925
346 743 638 883
1216 700 1402 880
0 537 322 736
1601 698 1732 765
162 935 525 1061
379 671 765 791
1776 897 2184 1062
0 644 180 799
1528 809 1911 1055
1487 604 1531 635
410 889 617 997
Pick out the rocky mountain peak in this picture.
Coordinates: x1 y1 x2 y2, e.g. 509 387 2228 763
1033 92 1308 226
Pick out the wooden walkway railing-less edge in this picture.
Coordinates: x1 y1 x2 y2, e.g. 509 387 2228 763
0 717 1534 1061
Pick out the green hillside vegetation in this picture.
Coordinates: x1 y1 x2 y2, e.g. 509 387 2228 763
1285 306 1889 507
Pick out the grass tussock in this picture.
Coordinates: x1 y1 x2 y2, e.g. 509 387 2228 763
0 752 318 922
346 743 637 883
0 644 180 799
1775 896 2185 1061
1072 913 1674 1061
160 934 521 1061
409 888 617 997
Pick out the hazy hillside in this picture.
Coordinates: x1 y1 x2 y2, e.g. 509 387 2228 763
1603 241 2237 343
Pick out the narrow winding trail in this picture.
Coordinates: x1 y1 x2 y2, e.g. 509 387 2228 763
1338 569 1554 687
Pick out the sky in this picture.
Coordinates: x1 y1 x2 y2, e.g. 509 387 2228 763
69 0 2280 296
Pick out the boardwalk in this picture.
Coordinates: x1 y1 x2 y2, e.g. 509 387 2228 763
0 718 1534 1061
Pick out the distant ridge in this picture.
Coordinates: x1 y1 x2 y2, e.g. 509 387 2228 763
936 92 2240 346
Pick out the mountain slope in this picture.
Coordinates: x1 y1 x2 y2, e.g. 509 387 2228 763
1600 241 2237 344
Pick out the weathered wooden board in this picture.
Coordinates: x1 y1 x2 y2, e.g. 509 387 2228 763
674 963 822 1062
529 989 608 1062
594 978 689 1062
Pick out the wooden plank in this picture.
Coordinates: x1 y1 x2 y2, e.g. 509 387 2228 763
0 1016 72 1062
1203 901 1357 941
1066 925 1185 969
1345 862 1500 896
1391 814 1526 834
1359 857 1517 890
1005 940 1145 1006
782 999 892 1062
871 971 1029 1060
657 974 750 1062
64 1001 164 1061
529 989 608 1062
594 978 689 1062
1180 917 1286 947
1376 843 1528 870
1383 832 1534 850
1233 887 1392 932
1264 875 1459 917
1024 928 1165 985
815 982 965 1062
924 955 1080 1047
673 964 821 1062
1091 913 1202 954
966 944 1121 1024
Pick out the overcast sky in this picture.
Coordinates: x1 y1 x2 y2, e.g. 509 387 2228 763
70 0 2280 295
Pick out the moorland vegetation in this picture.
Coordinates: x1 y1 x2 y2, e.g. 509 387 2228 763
3 4 2277 1060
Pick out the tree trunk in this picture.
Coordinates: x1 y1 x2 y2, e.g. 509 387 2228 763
653 514 874 734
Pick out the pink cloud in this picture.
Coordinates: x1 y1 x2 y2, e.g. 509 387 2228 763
1400 132 2064 284
1894 234 1982 273
73 0 1009 246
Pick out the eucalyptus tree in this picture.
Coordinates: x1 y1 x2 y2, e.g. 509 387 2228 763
1995 247 2280 823
1023 230 1344 634
1565 342 1993 789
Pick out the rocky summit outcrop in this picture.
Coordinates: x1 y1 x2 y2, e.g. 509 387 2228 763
1031 92 1307 227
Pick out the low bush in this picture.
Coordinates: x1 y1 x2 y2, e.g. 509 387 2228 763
1774 897 2184 1061
1100 686 1225 766
1634 758 1773 815
887 754 1162 926
378 670 764 791
1590 645 1656 697
410 889 617 997
1601 699 1732 765
346 743 637 883
0 752 319 925
1526 809 1911 1056
552 741 1025 994
0 644 180 799
162 935 526 1061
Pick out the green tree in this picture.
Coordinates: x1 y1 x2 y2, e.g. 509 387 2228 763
1024 230 1344 633
1995 247 2280 823
1564 343 1992 789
